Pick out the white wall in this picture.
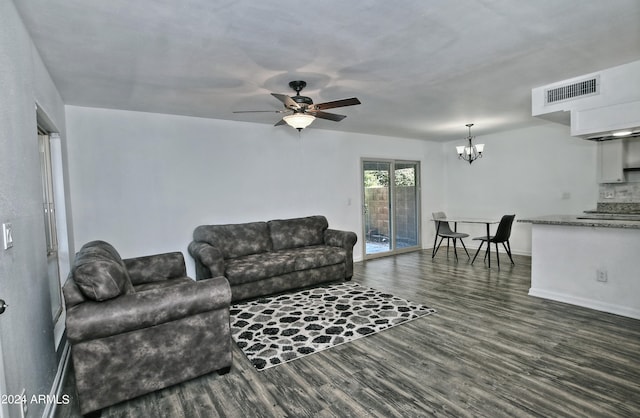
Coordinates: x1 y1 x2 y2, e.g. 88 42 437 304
443 123 599 255
0 2 67 416
65 106 441 276
66 107 600 272
530 224 640 319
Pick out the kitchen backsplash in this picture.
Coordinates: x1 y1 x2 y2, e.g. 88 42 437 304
598 181 640 213
599 182 640 203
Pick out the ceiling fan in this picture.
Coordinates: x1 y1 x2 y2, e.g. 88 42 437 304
233 80 361 131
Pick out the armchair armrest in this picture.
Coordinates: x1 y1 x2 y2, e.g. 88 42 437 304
188 241 225 279
66 276 231 343
123 252 187 285
324 229 358 249
324 229 357 279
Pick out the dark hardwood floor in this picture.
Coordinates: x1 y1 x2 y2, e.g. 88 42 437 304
55 250 640 417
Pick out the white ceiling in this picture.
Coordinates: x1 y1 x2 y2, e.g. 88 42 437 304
13 0 640 141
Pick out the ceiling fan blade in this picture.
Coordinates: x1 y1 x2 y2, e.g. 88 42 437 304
310 97 361 111
274 118 288 126
233 110 288 113
271 93 300 110
309 110 347 122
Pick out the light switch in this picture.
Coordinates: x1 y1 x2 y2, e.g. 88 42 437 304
2 223 13 250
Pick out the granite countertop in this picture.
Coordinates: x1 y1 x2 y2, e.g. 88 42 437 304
518 215 640 229
592 202 640 214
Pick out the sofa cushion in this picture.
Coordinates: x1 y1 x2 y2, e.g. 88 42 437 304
268 215 328 251
133 277 193 293
224 253 296 285
124 252 187 285
62 278 88 308
279 246 346 271
72 241 134 301
193 222 271 259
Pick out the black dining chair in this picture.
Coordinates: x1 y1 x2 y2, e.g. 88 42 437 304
432 212 470 261
471 214 516 269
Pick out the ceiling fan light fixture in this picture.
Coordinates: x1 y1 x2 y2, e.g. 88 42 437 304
283 113 315 131
234 80 360 131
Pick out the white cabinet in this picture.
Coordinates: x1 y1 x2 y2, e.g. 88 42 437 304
598 140 624 183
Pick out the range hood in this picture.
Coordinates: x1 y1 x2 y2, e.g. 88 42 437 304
532 60 640 141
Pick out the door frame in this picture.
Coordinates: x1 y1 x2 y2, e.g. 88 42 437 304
0 337 6 418
37 106 70 350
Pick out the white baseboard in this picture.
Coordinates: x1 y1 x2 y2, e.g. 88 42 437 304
529 287 640 320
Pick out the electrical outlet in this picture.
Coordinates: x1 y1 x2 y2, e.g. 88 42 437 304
596 269 608 283
2 223 13 250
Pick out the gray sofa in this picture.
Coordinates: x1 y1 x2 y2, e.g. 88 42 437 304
63 240 232 415
188 215 358 302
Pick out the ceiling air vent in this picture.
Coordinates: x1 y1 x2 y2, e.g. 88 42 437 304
545 76 599 105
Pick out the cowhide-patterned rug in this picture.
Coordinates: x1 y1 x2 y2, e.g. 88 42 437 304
230 281 437 371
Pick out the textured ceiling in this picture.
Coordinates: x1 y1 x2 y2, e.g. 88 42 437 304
13 0 640 141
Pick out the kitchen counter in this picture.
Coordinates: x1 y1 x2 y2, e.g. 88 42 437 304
522 216 640 320
518 215 640 229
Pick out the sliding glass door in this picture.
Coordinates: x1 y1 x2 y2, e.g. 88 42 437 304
363 161 392 255
393 161 420 251
362 160 420 258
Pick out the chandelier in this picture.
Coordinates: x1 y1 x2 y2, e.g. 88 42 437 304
456 123 484 164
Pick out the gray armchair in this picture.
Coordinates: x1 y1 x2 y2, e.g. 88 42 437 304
63 241 232 415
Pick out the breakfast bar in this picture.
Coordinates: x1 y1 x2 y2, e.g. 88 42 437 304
519 215 640 320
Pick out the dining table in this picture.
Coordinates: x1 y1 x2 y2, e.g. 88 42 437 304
433 216 501 268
